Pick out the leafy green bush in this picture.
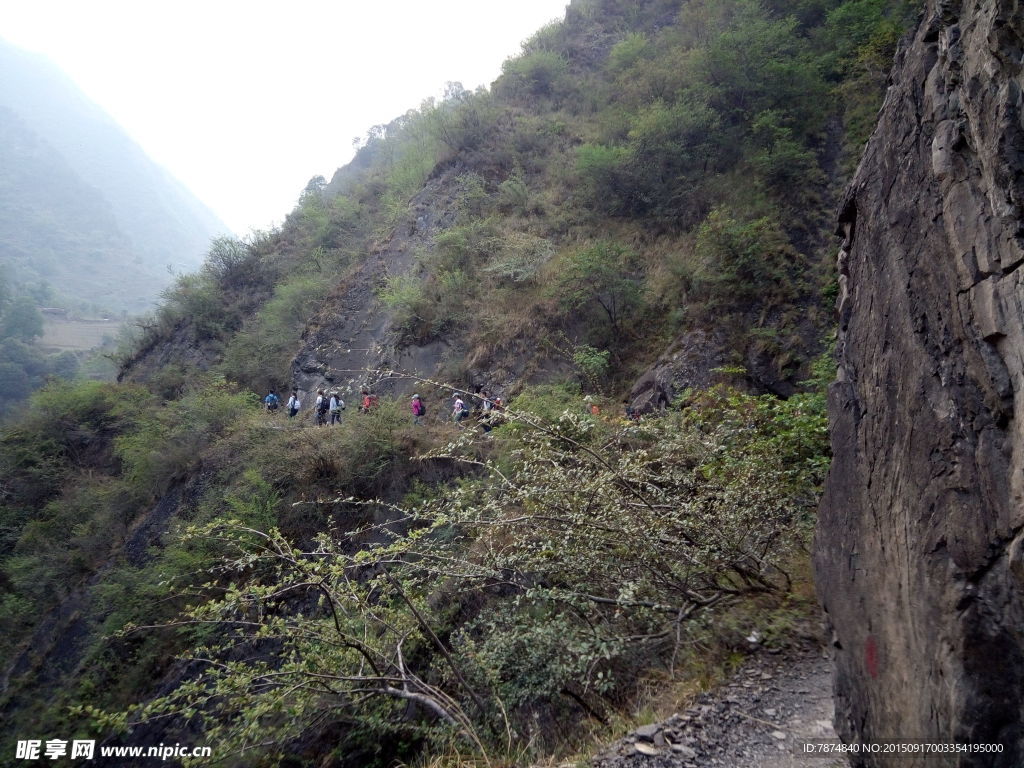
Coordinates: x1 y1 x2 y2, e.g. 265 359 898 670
509 116 568 172
749 109 824 205
375 112 443 228
823 0 900 67
379 267 469 344
0 380 153 657
693 207 798 308
693 8 828 137
161 273 232 341
378 273 429 335
114 376 255 490
548 241 643 339
498 50 570 99
433 219 502 272
503 381 584 431
827 0 915 160
575 143 635 213
572 344 611 390
495 173 531 215
202 236 253 283
424 85 500 154
607 32 649 72
1 297 43 341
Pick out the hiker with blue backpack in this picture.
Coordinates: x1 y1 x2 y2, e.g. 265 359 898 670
264 390 280 412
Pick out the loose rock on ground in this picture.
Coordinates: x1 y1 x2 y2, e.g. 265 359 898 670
590 646 847 768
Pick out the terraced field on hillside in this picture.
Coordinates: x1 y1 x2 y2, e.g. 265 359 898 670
40 317 122 350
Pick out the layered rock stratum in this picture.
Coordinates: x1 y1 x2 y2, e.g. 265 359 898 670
816 0 1024 764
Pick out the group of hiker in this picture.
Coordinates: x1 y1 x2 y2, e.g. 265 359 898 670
263 386 506 429
264 383 653 433
448 389 504 431
263 389 345 426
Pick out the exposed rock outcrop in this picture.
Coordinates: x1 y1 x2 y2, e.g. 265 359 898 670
291 171 460 401
290 166 574 404
816 0 1024 764
625 330 727 415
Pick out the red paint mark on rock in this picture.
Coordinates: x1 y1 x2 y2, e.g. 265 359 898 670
865 635 879 678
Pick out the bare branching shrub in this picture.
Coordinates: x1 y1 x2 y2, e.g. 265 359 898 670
202 236 253 283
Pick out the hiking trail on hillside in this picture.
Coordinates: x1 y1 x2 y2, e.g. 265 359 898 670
590 646 847 768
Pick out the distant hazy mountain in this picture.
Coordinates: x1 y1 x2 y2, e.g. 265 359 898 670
0 39 227 313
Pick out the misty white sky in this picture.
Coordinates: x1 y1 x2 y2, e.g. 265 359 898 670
0 0 568 235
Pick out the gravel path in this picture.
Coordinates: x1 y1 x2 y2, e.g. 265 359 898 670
590 646 848 768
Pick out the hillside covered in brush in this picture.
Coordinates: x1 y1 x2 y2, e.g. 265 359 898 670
0 1 914 765
120 0 910 405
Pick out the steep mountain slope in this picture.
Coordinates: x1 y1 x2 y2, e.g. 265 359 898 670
0 39 226 312
816 0 1024 763
122 0 913 405
0 106 136 310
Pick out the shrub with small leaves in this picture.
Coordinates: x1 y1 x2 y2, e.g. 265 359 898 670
103 370 829 762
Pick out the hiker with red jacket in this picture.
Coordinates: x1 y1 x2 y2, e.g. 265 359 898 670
360 389 379 413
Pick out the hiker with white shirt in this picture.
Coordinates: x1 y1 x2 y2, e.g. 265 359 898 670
314 390 328 426
329 391 345 425
452 393 469 425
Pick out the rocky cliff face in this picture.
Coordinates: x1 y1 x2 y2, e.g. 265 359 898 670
816 0 1024 763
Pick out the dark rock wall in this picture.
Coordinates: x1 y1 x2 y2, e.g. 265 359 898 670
816 0 1024 764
